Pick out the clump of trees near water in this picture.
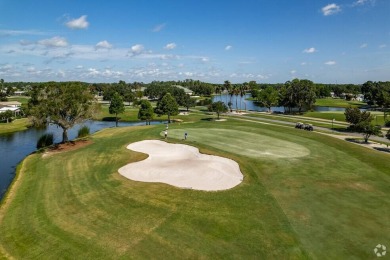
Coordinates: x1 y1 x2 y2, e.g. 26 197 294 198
27 82 98 143
250 78 316 113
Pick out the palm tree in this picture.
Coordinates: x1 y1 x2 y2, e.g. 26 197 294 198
233 85 240 112
224 80 232 107
215 85 221 100
239 84 247 112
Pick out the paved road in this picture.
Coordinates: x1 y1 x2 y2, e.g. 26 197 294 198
226 112 390 144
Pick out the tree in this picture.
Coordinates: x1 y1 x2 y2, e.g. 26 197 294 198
0 78 7 101
257 86 279 112
359 123 381 143
279 79 316 113
386 129 390 141
109 92 125 127
208 101 228 120
0 110 13 123
344 106 379 142
155 93 179 123
224 80 233 111
138 100 154 125
233 85 240 112
239 84 247 111
344 107 372 128
124 91 135 106
182 94 196 111
28 82 97 143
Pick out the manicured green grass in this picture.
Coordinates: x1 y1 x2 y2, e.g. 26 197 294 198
8 96 30 105
0 118 31 135
315 98 366 108
94 104 210 124
303 111 386 126
244 112 348 129
303 111 347 122
1 120 389 258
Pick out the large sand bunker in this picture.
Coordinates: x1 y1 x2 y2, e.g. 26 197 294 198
118 140 243 191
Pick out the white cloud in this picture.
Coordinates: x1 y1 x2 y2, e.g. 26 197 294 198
225 45 232 51
96 40 113 49
0 29 46 36
301 62 307 66
164 43 176 50
322 4 341 16
354 0 367 5
38 36 68 47
352 0 376 6
303 47 317 53
379 44 386 48
201 57 209 62
325 61 336 65
130 44 144 55
152 23 166 32
360 43 368 48
290 70 297 74
66 15 89 29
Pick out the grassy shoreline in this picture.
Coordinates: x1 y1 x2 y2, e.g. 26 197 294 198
0 118 31 135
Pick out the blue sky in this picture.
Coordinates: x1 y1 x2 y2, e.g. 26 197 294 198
0 0 389 84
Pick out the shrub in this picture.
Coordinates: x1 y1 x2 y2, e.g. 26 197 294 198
197 98 212 106
77 125 90 138
36 133 54 149
385 120 390 127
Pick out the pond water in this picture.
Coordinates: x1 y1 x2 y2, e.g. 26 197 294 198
0 120 163 200
212 94 346 112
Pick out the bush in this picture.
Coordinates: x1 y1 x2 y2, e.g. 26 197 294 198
36 133 54 149
385 120 390 127
77 125 90 138
197 98 212 106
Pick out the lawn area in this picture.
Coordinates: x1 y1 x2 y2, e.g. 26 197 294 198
303 111 386 126
0 118 31 135
244 112 349 130
94 104 205 123
8 96 30 105
303 111 347 122
0 119 389 258
315 98 366 108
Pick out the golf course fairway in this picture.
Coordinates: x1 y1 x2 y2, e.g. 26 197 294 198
0 119 389 259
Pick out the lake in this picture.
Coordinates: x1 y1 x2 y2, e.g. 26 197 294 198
212 94 346 112
0 120 164 200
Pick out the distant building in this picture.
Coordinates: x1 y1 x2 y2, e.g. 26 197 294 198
14 91 26 96
0 101 22 116
355 94 364 102
0 101 21 108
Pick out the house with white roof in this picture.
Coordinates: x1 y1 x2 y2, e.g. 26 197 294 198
0 101 22 116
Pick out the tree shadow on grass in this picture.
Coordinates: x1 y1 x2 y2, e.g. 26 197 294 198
373 147 390 153
102 117 120 122
201 117 217 121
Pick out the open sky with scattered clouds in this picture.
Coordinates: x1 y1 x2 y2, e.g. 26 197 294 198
0 0 389 83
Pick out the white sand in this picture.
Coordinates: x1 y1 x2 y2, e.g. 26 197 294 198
118 140 243 191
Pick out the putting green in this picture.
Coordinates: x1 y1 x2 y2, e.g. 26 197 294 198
166 128 310 158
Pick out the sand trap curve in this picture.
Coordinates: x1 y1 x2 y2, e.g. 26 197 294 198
118 140 243 191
